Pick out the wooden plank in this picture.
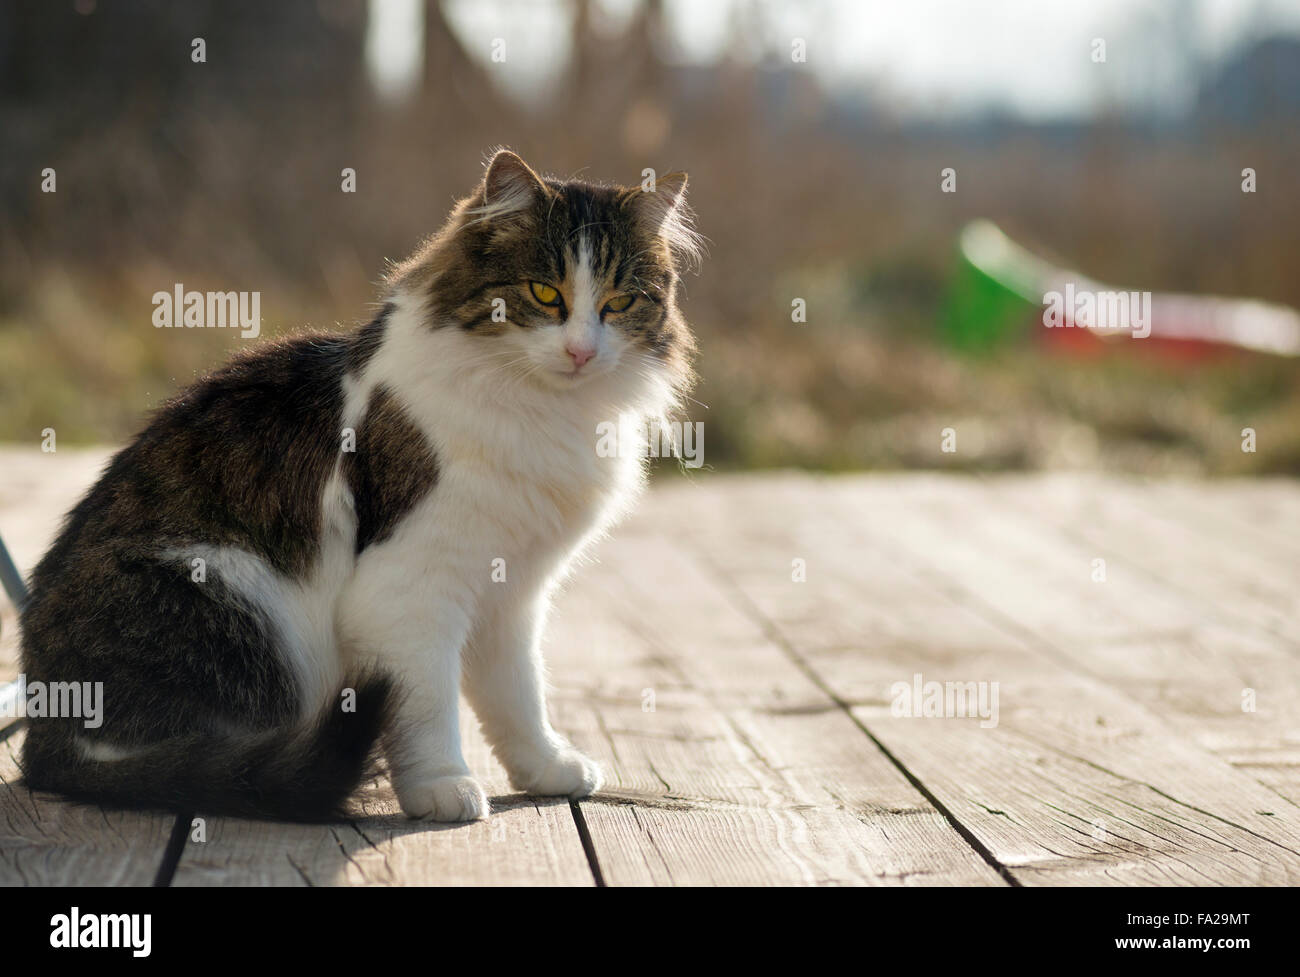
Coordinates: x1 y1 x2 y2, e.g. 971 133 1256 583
975 473 1300 646
967 474 1300 802
7 451 1296 886
546 528 1003 886
1138 477 1300 563
667 475 1300 885
0 727 176 886
833 475 1300 876
170 706 594 886
0 681 21 737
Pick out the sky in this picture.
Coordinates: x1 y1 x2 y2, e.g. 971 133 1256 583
367 0 1300 119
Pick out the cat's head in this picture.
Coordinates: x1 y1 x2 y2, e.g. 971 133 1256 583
392 150 701 399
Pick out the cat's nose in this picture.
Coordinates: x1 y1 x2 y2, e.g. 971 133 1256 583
565 344 596 369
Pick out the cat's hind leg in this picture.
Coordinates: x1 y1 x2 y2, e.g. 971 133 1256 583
19 544 393 821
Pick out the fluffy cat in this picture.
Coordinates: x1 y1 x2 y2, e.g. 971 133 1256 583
19 150 700 821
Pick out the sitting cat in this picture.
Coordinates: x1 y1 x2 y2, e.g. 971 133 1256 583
19 150 700 821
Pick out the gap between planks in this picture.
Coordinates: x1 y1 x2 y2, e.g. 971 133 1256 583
657 474 1300 885
557 532 1005 885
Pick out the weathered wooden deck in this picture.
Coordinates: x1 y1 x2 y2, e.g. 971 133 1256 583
2 447 1298 886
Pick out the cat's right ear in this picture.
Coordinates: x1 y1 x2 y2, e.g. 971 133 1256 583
472 149 546 225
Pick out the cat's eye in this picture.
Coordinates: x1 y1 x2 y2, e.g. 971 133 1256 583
603 294 636 314
529 282 562 306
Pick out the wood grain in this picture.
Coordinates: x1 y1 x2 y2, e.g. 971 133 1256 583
659 474 1300 885
0 727 176 886
973 474 1300 803
4 447 1298 886
170 708 593 886
546 531 1003 886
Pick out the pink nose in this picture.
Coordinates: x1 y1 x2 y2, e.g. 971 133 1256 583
566 344 595 369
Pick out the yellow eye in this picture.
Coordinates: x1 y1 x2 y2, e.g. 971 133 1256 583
529 282 561 306
603 294 635 314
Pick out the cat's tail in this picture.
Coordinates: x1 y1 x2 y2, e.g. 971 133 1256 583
21 670 399 823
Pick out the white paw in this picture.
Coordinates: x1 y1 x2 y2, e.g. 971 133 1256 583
394 773 489 821
510 748 603 799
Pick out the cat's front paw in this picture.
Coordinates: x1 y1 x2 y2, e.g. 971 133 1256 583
393 773 489 821
510 747 603 799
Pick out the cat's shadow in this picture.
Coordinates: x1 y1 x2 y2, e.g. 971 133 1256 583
314 787 576 881
352 790 565 830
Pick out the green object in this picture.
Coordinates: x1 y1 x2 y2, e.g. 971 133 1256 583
940 221 1049 351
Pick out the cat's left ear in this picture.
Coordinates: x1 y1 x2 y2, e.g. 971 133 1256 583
628 171 688 225
625 172 703 270
472 149 546 224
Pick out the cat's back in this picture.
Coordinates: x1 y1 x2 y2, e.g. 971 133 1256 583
35 333 355 582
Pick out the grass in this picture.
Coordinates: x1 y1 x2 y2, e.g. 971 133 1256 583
4 262 1299 478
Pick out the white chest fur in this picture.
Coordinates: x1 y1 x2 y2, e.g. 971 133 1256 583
352 295 660 596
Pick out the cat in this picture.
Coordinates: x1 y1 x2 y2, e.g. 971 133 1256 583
18 150 700 822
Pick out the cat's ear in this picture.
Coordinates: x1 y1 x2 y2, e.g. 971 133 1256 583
625 172 703 270
472 149 546 225
629 171 688 226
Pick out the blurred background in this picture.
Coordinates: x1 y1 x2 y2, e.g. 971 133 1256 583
2 0 1298 474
